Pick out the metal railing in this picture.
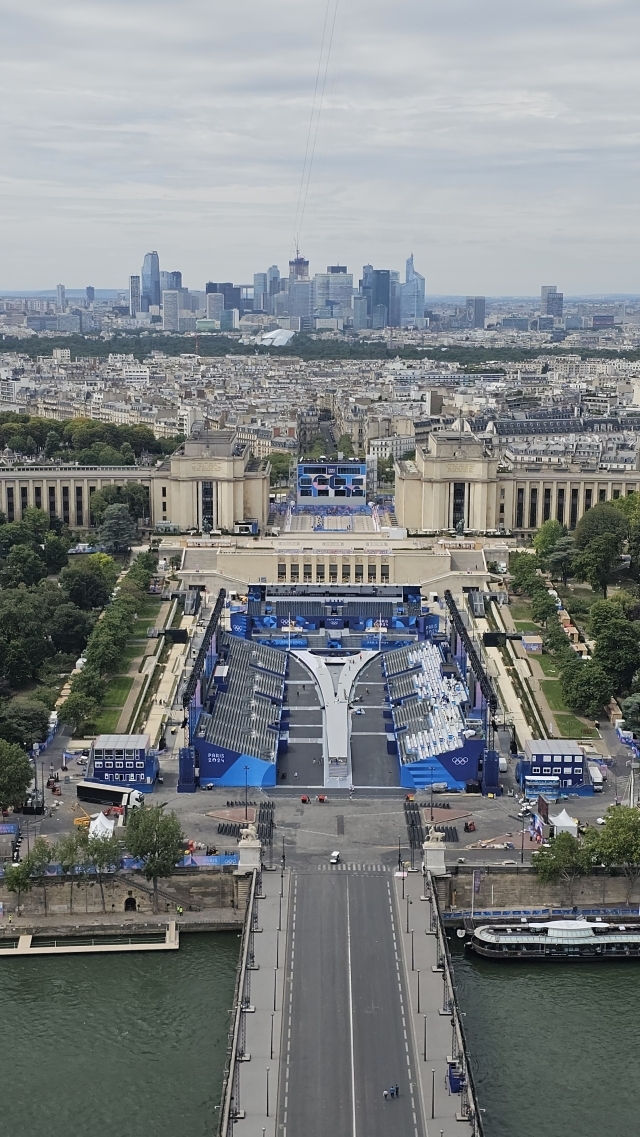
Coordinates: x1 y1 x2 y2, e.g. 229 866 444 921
218 869 258 1137
428 871 485 1137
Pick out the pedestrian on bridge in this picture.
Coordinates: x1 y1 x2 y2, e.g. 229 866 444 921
389 1086 395 1098
383 1090 388 1102
395 1083 399 1098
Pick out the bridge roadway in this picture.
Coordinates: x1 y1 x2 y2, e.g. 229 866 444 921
278 867 425 1137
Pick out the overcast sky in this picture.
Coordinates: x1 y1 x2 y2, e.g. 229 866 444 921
1 0 638 294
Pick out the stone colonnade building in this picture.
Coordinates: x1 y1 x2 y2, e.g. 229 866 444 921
394 430 640 536
0 430 270 532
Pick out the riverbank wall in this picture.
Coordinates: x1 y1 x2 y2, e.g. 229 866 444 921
441 866 640 911
0 866 250 923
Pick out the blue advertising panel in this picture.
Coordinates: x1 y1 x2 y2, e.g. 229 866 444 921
325 616 344 629
297 460 367 501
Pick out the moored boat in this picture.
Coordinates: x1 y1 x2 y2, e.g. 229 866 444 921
466 919 640 961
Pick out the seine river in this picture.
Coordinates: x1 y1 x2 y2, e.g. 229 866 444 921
452 939 640 1137
2 933 238 1137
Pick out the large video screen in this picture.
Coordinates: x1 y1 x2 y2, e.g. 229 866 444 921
297 461 367 500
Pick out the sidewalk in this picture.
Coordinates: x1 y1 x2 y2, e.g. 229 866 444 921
228 869 290 1136
393 870 477 1136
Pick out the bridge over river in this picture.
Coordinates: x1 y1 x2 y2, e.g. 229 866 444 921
219 860 482 1137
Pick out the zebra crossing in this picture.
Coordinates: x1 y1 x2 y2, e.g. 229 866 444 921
317 862 387 872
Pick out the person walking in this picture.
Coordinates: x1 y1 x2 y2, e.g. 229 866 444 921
395 1083 399 1098
383 1090 388 1102
389 1086 395 1099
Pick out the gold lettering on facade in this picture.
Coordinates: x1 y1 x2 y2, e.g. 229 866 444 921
445 463 475 475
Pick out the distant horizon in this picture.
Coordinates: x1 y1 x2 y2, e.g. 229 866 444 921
1 288 639 304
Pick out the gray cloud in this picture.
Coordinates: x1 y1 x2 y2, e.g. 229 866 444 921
0 0 638 292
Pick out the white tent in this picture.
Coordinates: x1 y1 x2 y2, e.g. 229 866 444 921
549 808 578 838
88 812 116 840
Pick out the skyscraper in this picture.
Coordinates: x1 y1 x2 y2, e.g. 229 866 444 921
541 285 563 318
56 284 66 312
466 297 486 329
289 253 309 280
206 292 224 322
162 291 179 331
353 295 369 331
142 251 161 308
360 267 390 327
253 272 268 311
206 282 241 310
85 286 95 305
400 255 425 326
129 275 141 317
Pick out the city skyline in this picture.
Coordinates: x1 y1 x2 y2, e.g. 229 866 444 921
1 1 639 293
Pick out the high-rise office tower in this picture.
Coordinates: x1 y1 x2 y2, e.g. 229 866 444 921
85 286 95 305
206 282 241 310
353 295 369 331
466 296 486 329
129 275 141 317
253 273 268 311
400 255 425 326
162 291 180 331
56 284 66 312
360 267 391 327
206 292 224 322
161 270 183 292
142 251 161 308
289 278 313 322
541 285 563 318
289 253 309 280
313 268 353 317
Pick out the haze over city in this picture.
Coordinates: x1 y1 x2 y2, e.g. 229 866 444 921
2 0 639 293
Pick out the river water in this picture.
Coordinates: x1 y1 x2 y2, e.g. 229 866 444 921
2 933 238 1137
452 939 640 1137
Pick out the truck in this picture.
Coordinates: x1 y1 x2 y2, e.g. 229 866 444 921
76 781 145 809
588 763 604 793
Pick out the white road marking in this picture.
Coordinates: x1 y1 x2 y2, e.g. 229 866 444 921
346 878 358 1137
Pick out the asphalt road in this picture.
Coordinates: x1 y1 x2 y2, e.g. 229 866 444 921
279 869 425 1137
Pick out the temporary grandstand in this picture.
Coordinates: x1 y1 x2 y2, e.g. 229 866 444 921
383 640 485 792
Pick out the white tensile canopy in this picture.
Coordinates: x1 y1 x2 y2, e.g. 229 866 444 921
549 808 578 838
88 812 116 840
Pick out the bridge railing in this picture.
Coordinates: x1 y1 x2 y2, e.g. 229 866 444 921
428 871 485 1137
218 868 257 1137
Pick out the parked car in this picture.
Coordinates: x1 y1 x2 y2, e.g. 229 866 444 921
330 851 340 864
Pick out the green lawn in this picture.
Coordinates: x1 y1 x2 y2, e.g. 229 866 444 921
554 714 598 739
541 679 569 712
537 653 561 678
93 706 122 734
118 642 147 669
103 675 134 706
509 602 533 621
515 621 541 634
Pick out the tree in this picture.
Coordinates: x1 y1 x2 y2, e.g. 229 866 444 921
532 832 589 902
29 836 52 916
50 602 93 655
573 534 622 598
59 553 118 610
509 551 539 593
0 699 49 749
22 506 50 544
593 617 640 692
0 739 33 810
620 694 640 731
574 502 628 550
99 504 137 553
588 598 629 639
43 533 70 573
44 430 62 459
336 433 355 458
4 858 33 911
89 483 150 523
589 807 640 901
72 665 106 703
530 591 558 625
268 452 292 487
0 544 47 588
560 660 612 718
56 832 85 913
125 805 184 912
59 692 99 733
533 519 564 565
86 833 122 913
548 536 575 586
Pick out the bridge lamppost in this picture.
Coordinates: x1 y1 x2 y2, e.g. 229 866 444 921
266 1067 270 1117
